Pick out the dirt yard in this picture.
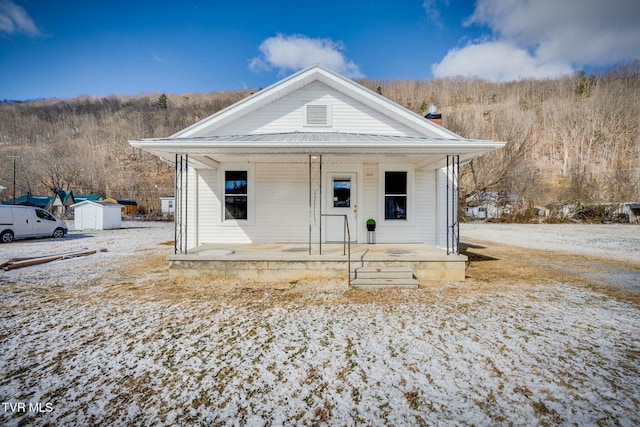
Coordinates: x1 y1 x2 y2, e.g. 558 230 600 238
1 222 639 426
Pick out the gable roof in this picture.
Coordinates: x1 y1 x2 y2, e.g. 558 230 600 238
54 189 75 204
130 65 506 166
173 64 459 140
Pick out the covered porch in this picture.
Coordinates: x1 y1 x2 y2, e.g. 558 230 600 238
158 133 497 248
168 241 468 283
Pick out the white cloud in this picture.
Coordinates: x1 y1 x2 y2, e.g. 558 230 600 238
249 34 363 78
433 0 640 81
422 0 449 29
432 41 573 81
0 0 40 36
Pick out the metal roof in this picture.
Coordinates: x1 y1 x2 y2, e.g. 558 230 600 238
129 132 506 168
137 132 498 145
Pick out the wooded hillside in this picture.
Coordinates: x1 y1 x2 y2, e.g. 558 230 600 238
1 63 638 214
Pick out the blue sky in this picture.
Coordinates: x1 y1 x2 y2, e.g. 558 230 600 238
1 0 639 100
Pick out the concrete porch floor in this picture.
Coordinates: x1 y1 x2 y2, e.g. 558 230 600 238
168 243 467 282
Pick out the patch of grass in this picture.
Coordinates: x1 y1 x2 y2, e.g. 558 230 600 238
405 389 422 410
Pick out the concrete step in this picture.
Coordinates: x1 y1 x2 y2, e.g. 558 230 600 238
354 267 414 280
351 278 419 289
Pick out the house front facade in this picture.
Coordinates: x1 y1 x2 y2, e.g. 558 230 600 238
130 65 504 281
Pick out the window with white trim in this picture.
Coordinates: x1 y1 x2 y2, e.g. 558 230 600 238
384 171 407 220
224 170 248 220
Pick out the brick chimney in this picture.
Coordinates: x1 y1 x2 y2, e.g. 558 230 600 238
424 105 442 126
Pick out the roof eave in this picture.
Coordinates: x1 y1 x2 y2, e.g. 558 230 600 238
129 139 505 158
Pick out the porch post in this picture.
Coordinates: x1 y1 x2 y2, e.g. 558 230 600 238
308 155 322 255
446 155 460 255
308 155 312 255
319 155 323 255
174 154 188 254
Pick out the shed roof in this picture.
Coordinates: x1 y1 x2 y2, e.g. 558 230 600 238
71 200 123 208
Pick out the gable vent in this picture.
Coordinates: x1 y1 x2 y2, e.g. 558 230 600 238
305 104 331 126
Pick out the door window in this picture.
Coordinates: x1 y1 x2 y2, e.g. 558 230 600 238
333 179 351 208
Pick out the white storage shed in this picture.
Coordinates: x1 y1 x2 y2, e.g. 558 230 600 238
71 200 123 230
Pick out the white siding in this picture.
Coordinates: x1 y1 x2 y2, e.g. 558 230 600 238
196 168 220 244
373 167 437 243
254 164 308 242
436 167 448 249
195 164 309 244
418 170 437 246
361 163 378 235
103 207 121 230
192 163 440 245
184 166 198 250
216 82 425 137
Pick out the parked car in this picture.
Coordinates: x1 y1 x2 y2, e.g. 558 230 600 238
0 205 68 243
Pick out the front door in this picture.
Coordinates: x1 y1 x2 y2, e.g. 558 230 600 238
325 173 357 242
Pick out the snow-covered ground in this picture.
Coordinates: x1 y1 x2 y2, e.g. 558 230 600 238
0 221 174 286
461 223 640 265
1 222 639 425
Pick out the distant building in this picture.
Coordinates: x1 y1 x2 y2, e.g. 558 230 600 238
464 191 522 219
50 190 75 217
116 199 138 216
160 196 175 218
630 204 640 223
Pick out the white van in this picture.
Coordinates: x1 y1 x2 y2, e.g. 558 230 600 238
0 205 68 243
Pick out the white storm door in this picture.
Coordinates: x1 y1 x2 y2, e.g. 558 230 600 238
325 173 357 242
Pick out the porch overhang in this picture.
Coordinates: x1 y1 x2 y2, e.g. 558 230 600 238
129 132 506 169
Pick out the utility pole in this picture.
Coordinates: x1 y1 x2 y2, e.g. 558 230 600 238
7 155 19 205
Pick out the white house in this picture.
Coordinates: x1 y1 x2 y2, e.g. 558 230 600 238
130 65 505 281
71 200 123 230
